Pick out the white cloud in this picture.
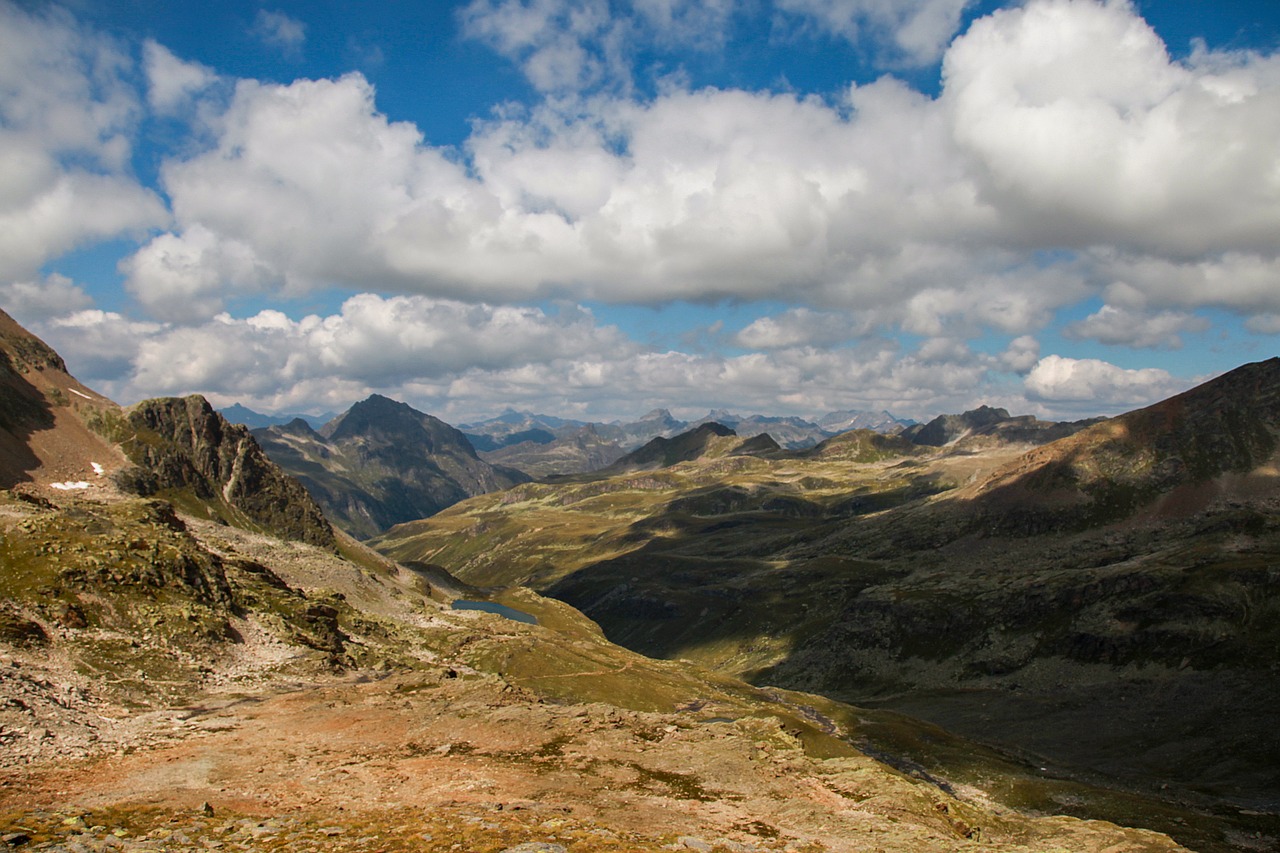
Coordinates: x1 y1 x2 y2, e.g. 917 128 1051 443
1024 354 1184 408
1064 304 1210 349
776 0 975 66
458 0 738 94
252 10 307 59
1245 314 1280 335
1096 251 1280 314
143 40 215 113
999 334 1040 374
945 0 1280 258
42 309 164 382
459 0 624 93
0 273 93 323
48 293 631 404
128 71 1001 318
734 308 868 349
137 0 1280 338
0 2 168 281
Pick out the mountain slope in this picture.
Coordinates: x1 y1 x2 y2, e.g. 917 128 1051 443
0 309 123 491
254 394 529 539
970 357 1280 528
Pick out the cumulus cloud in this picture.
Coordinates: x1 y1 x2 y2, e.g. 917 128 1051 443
776 0 975 66
1024 354 1184 408
252 10 307 59
1064 304 1210 349
734 308 869 349
1096 251 1280 315
0 2 168 281
33 292 1063 423
40 293 631 404
0 273 93 323
999 334 1040 374
127 0 1280 340
945 0 1280 257
459 0 627 93
458 0 738 93
1245 314 1280 335
127 71 997 317
42 309 164 382
143 40 216 113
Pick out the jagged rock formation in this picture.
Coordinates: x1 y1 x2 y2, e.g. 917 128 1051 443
254 394 529 539
901 405 1098 448
115 396 336 549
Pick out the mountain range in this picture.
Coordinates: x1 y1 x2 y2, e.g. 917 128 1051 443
250 394 528 540
0 306 1269 850
373 357 1280 853
0 313 1196 851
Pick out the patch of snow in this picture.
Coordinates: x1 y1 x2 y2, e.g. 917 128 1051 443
91 462 104 476
68 388 93 400
50 481 90 490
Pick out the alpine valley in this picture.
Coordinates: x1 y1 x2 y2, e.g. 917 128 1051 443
0 306 1273 853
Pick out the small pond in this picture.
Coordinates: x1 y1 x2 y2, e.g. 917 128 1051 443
451 599 538 625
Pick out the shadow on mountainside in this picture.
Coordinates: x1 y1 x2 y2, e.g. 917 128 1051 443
540 441 1280 853
0 348 57 489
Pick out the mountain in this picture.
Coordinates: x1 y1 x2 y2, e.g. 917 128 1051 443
218 402 335 430
459 409 588 450
372 360 1280 852
0 307 1185 853
692 411 830 449
901 405 1099 448
478 423 628 478
604 407 689 448
252 394 530 539
818 409 917 433
596 422 783 475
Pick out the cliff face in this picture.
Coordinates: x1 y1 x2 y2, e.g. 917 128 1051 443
117 396 336 549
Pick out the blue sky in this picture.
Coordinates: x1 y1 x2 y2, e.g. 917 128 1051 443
2 0 1278 423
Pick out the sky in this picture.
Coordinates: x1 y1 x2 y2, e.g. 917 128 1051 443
1 0 1278 425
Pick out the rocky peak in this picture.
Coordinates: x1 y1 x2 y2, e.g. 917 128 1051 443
117 395 336 549
904 405 1013 447
609 421 738 471
0 309 68 376
324 394 477 457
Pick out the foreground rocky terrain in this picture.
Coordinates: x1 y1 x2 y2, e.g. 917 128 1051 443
0 308 1195 852
375 360 1280 853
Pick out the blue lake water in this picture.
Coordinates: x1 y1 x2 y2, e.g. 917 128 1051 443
451 600 538 625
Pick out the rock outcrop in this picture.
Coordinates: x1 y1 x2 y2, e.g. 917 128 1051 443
116 395 336 549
